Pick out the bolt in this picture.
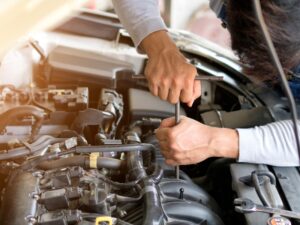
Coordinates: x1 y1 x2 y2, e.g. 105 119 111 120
179 188 184 200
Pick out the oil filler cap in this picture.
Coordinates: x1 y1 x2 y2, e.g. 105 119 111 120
267 216 291 225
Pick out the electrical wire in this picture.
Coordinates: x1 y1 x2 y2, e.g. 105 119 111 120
252 172 270 207
253 0 300 154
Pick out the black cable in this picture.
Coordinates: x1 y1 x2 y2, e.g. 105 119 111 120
19 149 76 170
252 172 270 207
253 0 300 154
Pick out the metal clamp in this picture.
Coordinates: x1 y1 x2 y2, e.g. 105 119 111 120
95 216 113 225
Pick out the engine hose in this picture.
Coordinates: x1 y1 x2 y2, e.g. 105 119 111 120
96 157 123 170
19 149 76 170
141 179 165 225
0 105 44 142
147 164 164 184
37 156 123 170
126 149 165 225
37 156 86 170
75 143 156 154
122 130 165 225
0 135 66 161
127 151 147 181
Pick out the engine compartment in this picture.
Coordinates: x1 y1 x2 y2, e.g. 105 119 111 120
0 10 300 225
0 83 226 225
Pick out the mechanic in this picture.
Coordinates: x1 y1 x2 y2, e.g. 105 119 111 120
112 0 300 166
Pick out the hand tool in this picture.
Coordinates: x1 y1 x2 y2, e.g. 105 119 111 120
132 74 224 180
234 198 300 220
132 74 223 81
175 102 180 179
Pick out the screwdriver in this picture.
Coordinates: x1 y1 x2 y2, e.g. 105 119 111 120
175 102 180 179
132 74 224 179
132 74 223 81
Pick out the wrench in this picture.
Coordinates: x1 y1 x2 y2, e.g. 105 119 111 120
234 198 300 220
132 74 223 81
132 74 223 180
175 102 180 179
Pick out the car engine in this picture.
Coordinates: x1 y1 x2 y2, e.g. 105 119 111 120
0 10 299 225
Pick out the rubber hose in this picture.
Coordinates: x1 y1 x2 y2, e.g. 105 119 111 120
75 143 156 153
0 105 44 132
97 157 123 170
37 156 123 170
37 156 87 170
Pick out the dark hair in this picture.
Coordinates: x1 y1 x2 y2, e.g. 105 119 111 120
226 0 300 83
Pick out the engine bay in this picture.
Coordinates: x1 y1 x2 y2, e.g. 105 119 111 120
0 10 300 225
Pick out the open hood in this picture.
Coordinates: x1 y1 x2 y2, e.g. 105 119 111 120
0 0 82 58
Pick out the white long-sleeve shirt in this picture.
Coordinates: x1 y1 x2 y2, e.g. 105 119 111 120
112 0 300 166
112 0 225 47
238 121 300 166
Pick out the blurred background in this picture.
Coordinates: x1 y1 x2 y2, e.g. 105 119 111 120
0 0 232 87
0 0 231 57
82 0 231 49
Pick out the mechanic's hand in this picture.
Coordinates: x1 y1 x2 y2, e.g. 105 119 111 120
155 116 239 165
140 31 201 107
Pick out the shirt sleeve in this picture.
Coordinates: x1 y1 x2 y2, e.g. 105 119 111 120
112 0 167 47
237 120 300 166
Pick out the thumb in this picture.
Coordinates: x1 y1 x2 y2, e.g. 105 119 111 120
160 117 176 128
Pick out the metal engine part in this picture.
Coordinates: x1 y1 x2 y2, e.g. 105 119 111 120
0 84 225 225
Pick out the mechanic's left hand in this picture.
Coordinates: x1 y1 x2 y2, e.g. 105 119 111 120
155 116 239 165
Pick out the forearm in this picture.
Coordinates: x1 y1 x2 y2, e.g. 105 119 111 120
112 0 167 47
210 127 239 159
237 120 300 166
113 1 199 105
209 120 300 166
140 30 178 56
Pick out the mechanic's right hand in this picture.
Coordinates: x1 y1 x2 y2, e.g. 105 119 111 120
155 116 239 166
140 30 201 107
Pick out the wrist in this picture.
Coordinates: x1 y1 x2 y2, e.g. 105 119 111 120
140 30 178 58
210 127 239 159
